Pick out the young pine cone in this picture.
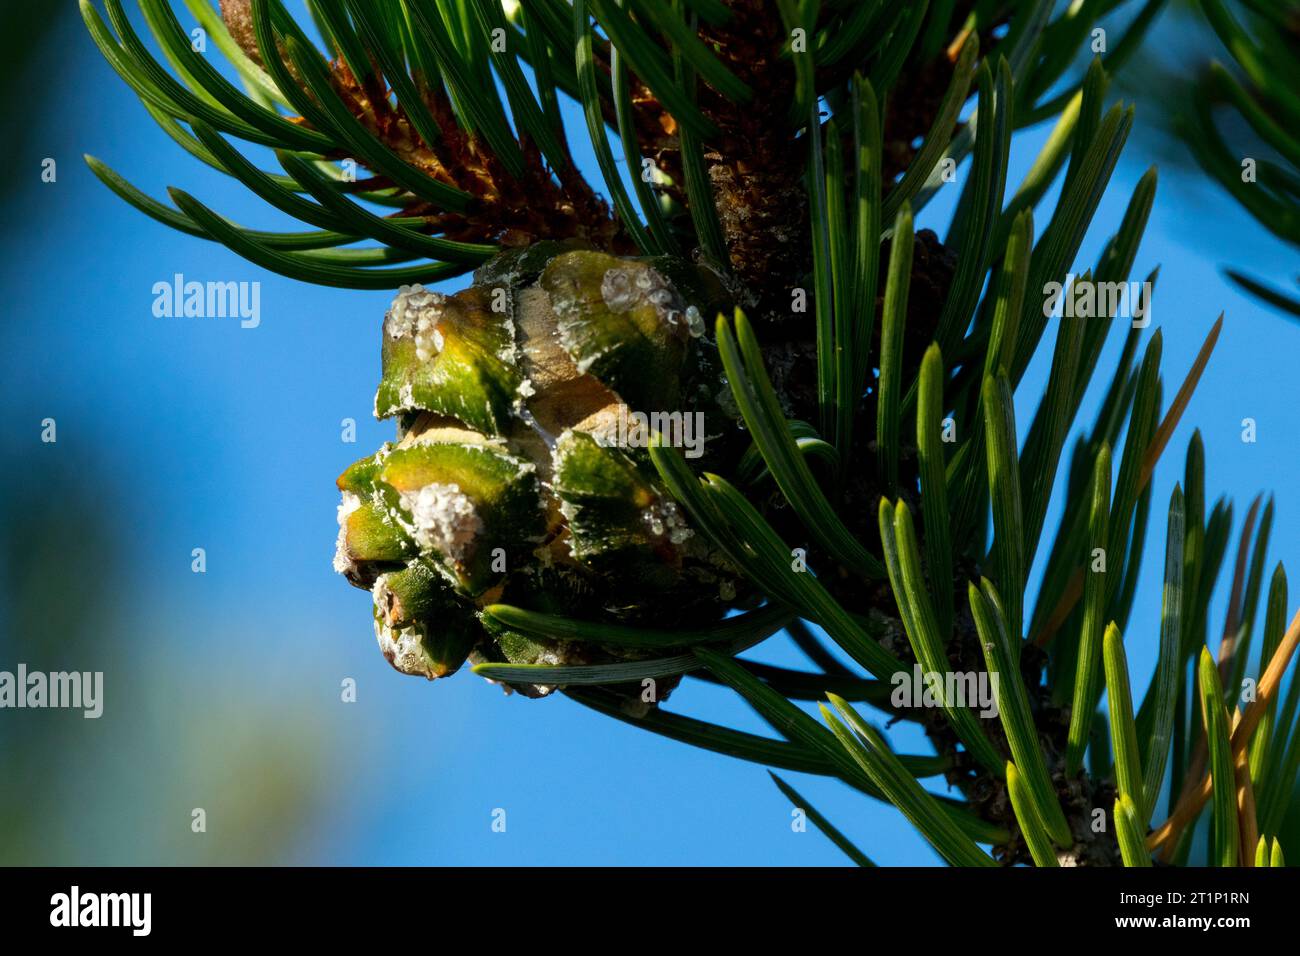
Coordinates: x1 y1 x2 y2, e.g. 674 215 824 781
333 245 747 695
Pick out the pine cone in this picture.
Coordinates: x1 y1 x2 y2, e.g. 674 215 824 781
219 0 261 66
334 245 745 695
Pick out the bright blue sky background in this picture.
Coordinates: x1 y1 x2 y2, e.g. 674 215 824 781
1 4 1296 865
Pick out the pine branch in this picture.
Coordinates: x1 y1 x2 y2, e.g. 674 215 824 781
83 0 1300 868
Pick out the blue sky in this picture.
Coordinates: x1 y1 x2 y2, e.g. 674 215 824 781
1 5 1296 865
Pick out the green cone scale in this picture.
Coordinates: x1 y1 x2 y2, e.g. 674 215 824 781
375 284 523 434
335 247 743 693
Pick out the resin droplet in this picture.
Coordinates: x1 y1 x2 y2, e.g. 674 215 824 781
332 491 362 575
685 305 705 338
642 499 694 545
600 268 638 312
386 284 447 362
400 482 482 561
598 265 687 328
